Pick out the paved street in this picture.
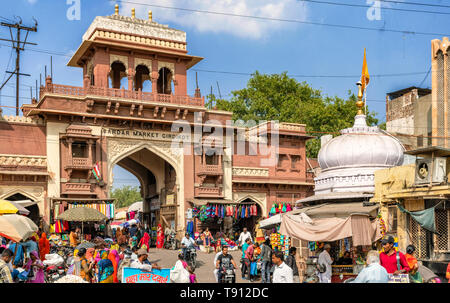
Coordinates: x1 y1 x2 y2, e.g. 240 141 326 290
147 247 255 283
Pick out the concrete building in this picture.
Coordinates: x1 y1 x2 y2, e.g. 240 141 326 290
371 146 450 278
0 6 314 237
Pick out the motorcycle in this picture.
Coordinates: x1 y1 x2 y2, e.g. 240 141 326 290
219 264 236 283
185 246 197 269
165 231 178 250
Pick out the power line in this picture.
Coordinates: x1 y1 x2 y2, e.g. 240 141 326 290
379 0 450 9
113 0 450 37
302 0 450 16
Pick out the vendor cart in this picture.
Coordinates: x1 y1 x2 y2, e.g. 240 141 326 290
331 265 358 283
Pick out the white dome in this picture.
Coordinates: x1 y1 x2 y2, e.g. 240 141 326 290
314 115 404 194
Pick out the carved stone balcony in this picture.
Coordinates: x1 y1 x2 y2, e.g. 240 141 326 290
61 182 94 195
194 186 223 198
65 157 93 170
197 164 223 176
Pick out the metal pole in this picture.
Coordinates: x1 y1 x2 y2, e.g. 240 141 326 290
15 27 20 115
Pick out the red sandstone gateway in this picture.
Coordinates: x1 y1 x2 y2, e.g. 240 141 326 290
0 5 314 238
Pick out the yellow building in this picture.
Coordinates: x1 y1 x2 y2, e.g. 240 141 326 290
371 146 450 275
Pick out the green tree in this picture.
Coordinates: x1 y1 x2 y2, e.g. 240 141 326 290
110 185 142 208
214 72 382 158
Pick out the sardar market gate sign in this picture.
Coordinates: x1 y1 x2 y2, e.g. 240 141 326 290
102 127 190 141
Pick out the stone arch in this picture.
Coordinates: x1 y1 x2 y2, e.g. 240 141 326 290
235 194 266 217
0 188 40 202
109 60 128 89
134 64 151 92
106 139 185 229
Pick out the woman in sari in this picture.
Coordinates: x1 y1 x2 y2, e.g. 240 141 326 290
25 251 45 283
156 224 164 249
405 245 423 283
74 248 93 283
97 250 114 283
38 232 50 261
108 249 120 283
202 228 213 253
139 232 150 252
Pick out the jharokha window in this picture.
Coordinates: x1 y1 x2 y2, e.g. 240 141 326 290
72 142 88 158
157 67 173 94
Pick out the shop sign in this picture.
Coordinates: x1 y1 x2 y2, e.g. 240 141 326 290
150 199 160 211
102 127 189 142
122 267 171 283
166 194 175 205
186 208 193 219
387 274 410 283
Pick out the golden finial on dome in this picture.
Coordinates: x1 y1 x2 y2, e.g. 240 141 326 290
149 10 152 22
115 4 119 15
132 8 136 19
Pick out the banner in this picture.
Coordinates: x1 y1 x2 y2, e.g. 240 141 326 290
388 274 410 283
122 267 171 283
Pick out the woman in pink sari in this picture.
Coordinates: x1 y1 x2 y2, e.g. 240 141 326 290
139 232 150 252
156 224 164 249
25 251 45 283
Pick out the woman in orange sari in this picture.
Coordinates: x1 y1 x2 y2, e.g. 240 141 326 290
108 249 120 283
156 224 164 249
38 232 50 261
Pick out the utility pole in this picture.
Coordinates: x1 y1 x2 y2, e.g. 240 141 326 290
0 17 37 115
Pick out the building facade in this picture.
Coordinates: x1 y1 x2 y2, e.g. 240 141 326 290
0 7 314 236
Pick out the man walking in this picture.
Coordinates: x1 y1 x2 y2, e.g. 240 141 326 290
260 238 272 283
272 251 293 283
238 227 253 247
0 248 13 283
351 250 389 283
285 247 300 283
379 235 409 275
240 238 251 280
318 243 333 283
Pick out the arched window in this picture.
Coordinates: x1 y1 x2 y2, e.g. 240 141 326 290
109 61 127 89
157 67 173 94
134 64 151 92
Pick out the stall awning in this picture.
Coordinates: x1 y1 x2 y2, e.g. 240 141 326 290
188 199 233 206
9 199 38 208
279 213 382 246
259 202 379 229
295 192 373 205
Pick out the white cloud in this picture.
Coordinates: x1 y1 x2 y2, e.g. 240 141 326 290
119 0 308 39
27 0 38 4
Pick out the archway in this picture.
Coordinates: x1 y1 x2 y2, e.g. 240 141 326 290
157 67 173 94
109 61 128 89
4 193 40 225
134 64 151 92
232 198 263 235
107 141 183 235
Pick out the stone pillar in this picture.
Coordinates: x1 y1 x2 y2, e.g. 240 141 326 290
88 139 93 165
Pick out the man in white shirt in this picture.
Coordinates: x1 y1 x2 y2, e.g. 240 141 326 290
181 232 197 261
238 227 253 247
272 251 293 283
318 244 333 283
130 248 161 272
351 250 389 283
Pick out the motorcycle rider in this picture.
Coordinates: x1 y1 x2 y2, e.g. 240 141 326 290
216 246 237 283
181 232 197 262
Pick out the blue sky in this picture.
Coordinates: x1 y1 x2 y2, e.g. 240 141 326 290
0 0 448 189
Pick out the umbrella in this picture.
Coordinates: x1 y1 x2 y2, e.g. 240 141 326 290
0 199 21 214
75 241 96 250
8 201 30 215
128 201 143 213
57 206 108 239
115 211 127 220
0 214 39 242
57 206 107 222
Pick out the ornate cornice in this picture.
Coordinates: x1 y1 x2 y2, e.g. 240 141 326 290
232 167 269 177
0 154 47 167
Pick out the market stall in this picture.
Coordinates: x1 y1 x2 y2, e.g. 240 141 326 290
261 202 384 282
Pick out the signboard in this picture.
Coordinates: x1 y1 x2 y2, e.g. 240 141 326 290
102 127 190 142
166 194 175 205
150 198 160 211
388 274 410 283
186 208 193 219
122 267 171 283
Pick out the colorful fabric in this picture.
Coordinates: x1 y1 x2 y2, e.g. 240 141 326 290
25 251 45 283
98 251 114 283
156 224 164 249
139 233 150 251
38 233 50 261
108 250 119 283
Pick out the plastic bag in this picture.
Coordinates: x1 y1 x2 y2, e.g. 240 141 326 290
170 260 190 283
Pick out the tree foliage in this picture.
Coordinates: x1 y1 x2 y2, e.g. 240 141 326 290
210 71 381 158
110 185 142 208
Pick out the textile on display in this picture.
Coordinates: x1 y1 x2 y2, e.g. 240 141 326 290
192 203 259 222
54 203 115 220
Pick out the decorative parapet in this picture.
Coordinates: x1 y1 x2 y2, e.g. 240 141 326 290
0 115 44 125
279 122 306 132
232 167 269 177
0 154 47 167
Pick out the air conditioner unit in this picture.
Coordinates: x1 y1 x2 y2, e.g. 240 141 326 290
415 157 447 185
